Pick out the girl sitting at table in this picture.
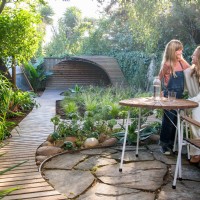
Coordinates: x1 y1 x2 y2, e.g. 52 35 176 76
158 39 189 155
184 46 200 163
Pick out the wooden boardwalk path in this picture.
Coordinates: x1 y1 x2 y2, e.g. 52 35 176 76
0 90 66 200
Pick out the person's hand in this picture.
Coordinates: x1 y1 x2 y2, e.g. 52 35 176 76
175 49 183 61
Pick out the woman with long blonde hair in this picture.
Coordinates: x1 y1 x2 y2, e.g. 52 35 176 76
158 39 189 155
184 46 200 163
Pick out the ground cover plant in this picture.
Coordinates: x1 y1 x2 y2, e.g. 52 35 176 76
0 74 38 141
51 85 161 150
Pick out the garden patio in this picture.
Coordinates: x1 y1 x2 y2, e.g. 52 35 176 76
0 89 199 200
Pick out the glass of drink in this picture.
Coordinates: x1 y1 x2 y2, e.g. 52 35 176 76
168 91 176 101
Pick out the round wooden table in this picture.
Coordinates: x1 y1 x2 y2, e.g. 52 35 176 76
118 97 198 188
119 97 198 110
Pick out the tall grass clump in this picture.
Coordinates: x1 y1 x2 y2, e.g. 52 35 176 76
0 74 14 140
0 74 37 141
62 85 145 121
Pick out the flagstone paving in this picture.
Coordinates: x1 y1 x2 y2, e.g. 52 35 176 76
41 145 200 200
1 89 200 200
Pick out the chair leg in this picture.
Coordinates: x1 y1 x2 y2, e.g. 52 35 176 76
185 122 190 160
136 108 141 157
173 128 178 153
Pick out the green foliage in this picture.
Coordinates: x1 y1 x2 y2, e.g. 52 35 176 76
52 86 153 147
63 141 74 150
0 0 46 14
0 8 42 86
0 187 20 199
0 8 42 63
63 102 78 118
24 58 52 92
44 1 200 93
112 51 152 91
44 6 93 56
69 84 83 93
39 4 54 25
0 74 14 139
51 132 60 141
0 74 37 140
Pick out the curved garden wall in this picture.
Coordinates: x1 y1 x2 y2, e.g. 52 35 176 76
44 56 126 89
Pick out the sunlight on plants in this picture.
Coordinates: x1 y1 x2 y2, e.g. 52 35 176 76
49 85 161 149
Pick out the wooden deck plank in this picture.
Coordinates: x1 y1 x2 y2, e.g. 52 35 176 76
0 168 38 175
0 172 40 179
0 177 47 187
0 174 42 183
1 145 42 149
2 185 54 195
2 190 64 200
1 182 50 190
0 90 65 199
0 151 36 155
0 161 36 168
0 152 35 156
28 195 66 200
0 165 37 173
0 156 35 162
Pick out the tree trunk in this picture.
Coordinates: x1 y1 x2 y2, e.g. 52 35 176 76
11 60 16 87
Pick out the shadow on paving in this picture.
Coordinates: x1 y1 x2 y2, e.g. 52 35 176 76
41 144 200 200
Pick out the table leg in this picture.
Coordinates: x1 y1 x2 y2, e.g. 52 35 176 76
136 108 141 157
119 110 130 172
177 110 183 179
172 109 183 189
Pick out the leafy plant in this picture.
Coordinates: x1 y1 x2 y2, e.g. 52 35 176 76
51 115 61 132
62 141 74 150
69 84 83 93
0 74 37 140
0 8 42 86
53 86 154 147
63 102 78 118
24 58 52 92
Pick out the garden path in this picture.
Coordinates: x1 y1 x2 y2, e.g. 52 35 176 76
0 89 66 200
0 89 200 200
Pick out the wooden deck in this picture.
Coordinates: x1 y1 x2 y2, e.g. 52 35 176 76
0 90 66 200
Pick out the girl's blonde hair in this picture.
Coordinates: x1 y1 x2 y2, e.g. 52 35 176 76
160 39 183 77
191 46 200 85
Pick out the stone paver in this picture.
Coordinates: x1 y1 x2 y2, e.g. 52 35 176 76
74 156 117 170
77 182 156 200
158 181 200 200
109 150 154 161
43 153 87 169
44 169 95 198
42 145 200 199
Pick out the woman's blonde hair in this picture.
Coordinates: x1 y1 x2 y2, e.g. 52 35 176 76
191 46 200 85
160 39 183 77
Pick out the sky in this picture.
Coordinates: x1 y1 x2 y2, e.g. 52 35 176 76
45 0 100 43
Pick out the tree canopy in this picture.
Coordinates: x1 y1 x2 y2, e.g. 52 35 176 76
1 0 200 90
0 0 46 14
0 8 42 85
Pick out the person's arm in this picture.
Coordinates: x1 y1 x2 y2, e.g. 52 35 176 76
180 57 190 70
158 69 163 80
190 93 200 103
158 64 168 80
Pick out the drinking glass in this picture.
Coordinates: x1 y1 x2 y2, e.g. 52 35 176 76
168 91 176 101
